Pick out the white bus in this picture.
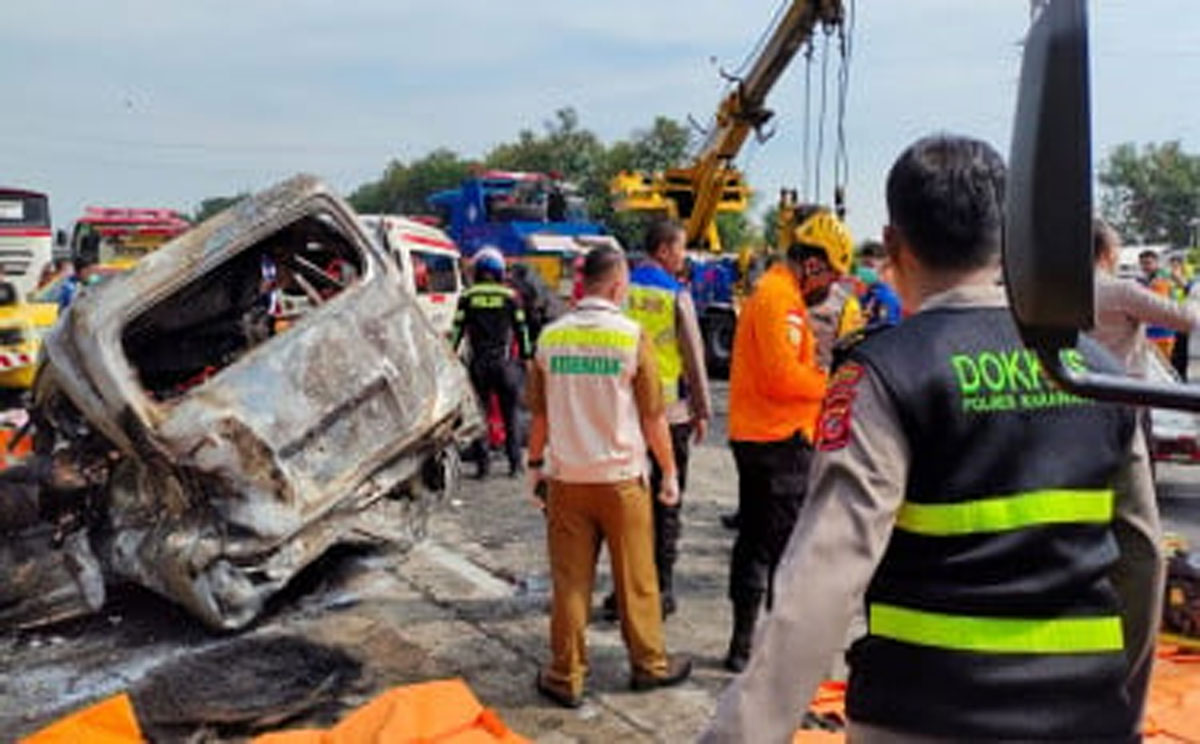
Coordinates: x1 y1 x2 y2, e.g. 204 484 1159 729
0 187 53 298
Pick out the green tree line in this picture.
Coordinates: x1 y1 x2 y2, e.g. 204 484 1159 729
194 107 756 252
194 114 1200 256
1100 141 1200 250
346 107 754 252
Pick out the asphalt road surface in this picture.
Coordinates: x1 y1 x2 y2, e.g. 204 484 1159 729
5 381 1199 740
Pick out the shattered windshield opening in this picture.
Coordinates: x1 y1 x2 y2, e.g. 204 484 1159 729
121 213 364 401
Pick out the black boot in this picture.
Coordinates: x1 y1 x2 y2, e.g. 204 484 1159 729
466 441 489 480
600 592 619 622
720 510 741 531
659 567 676 618
723 598 760 673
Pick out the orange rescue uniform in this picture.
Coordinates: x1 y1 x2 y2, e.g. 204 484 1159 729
729 263 828 443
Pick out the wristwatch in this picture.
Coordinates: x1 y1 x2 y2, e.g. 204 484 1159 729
528 458 545 470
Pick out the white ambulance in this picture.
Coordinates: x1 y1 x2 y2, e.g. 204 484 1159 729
360 215 463 336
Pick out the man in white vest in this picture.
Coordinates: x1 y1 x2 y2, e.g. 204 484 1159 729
525 244 692 708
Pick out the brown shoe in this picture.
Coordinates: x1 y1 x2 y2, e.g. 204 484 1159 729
630 654 692 691
536 671 583 709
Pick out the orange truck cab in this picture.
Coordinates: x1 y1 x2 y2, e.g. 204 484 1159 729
69 207 190 270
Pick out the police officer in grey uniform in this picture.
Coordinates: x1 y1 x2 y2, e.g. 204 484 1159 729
704 135 1163 743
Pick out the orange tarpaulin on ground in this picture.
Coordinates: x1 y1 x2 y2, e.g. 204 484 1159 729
796 649 1200 743
19 693 143 744
20 680 527 744
793 734 845 743
253 679 529 744
17 659 1198 743
1145 645 1200 743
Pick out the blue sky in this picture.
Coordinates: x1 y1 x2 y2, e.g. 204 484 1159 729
2 0 1198 244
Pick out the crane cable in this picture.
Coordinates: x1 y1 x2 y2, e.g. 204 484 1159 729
802 41 814 201
833 0 856 217
815 30 832 205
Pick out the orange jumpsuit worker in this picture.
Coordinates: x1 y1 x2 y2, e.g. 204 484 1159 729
723 209 853 672
525 245 692 708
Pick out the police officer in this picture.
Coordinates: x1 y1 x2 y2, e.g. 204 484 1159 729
705 135 1163 743
451 247 533 478
600 219 711 619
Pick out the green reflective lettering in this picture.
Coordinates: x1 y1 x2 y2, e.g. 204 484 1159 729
1001 349 1035 391
978 352 1006 392
549 355 622 376
1061 348 1088 373
951 355 981 395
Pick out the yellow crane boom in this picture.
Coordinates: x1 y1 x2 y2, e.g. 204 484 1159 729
612 0 845 252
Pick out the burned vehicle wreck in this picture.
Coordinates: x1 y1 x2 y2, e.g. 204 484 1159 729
5 175 480 630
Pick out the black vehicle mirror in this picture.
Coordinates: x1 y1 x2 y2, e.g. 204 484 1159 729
1003 0 1200 411
1005 0 1092 347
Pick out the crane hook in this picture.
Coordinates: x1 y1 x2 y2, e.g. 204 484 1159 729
755 122 778 145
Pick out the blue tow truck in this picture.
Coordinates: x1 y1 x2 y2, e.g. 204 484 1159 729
428 171 615 296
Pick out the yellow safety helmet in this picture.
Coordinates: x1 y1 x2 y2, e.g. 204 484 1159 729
793 209 854 276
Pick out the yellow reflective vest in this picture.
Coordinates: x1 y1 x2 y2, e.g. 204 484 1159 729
626 262 683 405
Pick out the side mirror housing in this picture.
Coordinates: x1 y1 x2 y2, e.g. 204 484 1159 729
1003 0 1200 411
1004 0 1092 347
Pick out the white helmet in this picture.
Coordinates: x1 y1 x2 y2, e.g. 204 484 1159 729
474 246 506 277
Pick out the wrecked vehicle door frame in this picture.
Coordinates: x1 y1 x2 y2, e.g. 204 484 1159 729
28 176 480 630
43 186 384 448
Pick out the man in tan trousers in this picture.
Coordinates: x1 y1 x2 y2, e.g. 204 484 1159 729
526 244 692 708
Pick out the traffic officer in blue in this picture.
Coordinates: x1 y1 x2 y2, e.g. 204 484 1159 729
451 247 533 479
704 134 1163 743
606 219 711 619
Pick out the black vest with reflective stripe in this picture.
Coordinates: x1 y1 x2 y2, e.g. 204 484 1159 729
845 306 1138 741
460 283 522 363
